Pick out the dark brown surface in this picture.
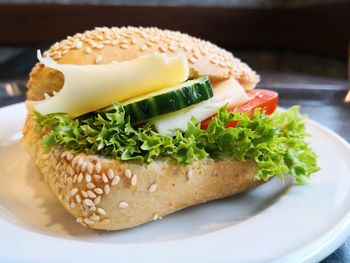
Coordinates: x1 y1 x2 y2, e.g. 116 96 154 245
1 2 350 57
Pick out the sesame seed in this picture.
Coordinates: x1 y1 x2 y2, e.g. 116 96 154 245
76 217 83 223
70 201 76 208
100 218 110 224
90 214 100 221
73 174 78 183
85 46 92 54
70 188 78 196
75 194 82 204
140 44 147 51
199 47 207 55
168 45 176 52
145 41 152 47
104 184 110 194
52 42 59 49
107 168 115 179
97 208 106 216
87 182 96 189
95 55 103 64
131 38 137 44
187 169 193 180
149 183 157 193
219 61 226 68
140 32 147 39
90 41 97 48
189 57 197 64
67 166 74 176
152 213 159 220
124 169 132 179
83 199 95 207
84 218 94 224
93 174 101 182
96 43 104 49
85 173 91 183
66 152 73 161
159 46 167 53
77 157 84 166
150 36 159 43
42 153 50 160
74 40 83 49
111 40 118 46
87 190 97 198
94 196 101 205
193 51 200 59
81 190 88 198
77 172 83 183
87 163 94 174
88 206 96 212
131 174 137 186
94 187 103 195
95 162 102 173
81 161 87 172
72 156 79 166
102 173 108 183
118 201 128 208
111 175 120 185
60 151 67 159
120 44 128 49
53 53 62 60
67 177 73 184
210 58 218 65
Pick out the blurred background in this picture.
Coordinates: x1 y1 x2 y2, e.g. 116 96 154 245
2 0 348 136
0 5 349 127
0 0 349 261
1 2 349 127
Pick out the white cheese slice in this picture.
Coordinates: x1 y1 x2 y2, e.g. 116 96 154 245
153 78 250 136
33 51 189 117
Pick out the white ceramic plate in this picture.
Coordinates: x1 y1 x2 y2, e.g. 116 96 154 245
1 103 350 263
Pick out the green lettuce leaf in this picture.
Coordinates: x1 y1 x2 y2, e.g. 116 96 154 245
34 105 319 183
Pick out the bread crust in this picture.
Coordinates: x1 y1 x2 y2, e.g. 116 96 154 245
23 114 260 230
27 26 259 101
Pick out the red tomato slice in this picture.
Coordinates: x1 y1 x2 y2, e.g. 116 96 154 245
200 89 278 129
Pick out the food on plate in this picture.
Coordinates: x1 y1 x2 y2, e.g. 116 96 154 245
23 26 319 230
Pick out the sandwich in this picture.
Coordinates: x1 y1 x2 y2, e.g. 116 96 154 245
23 26 319 230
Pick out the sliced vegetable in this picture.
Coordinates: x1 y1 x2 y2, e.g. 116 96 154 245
153 77 249 136
34 105 320 183
121 76 213 122
200 89 278 129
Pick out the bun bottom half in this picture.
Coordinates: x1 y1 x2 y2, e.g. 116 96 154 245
23 114 261 231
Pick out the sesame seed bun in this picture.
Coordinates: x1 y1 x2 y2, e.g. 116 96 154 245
23 27 262 230
23 114 259 230
26 26 259 101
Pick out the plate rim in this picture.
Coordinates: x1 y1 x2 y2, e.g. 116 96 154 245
1 102 350 263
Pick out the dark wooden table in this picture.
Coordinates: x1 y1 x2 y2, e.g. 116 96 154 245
0 54 349 263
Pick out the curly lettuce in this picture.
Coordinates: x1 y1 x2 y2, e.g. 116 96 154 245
34 105 319 183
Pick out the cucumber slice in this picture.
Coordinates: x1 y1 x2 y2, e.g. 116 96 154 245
121 76 213 122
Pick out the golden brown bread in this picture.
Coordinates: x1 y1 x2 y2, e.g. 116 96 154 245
23 114 259 230
23 26 262 230
27 26 259 101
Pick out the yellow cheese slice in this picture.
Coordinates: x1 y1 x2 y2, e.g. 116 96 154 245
34 51 189 117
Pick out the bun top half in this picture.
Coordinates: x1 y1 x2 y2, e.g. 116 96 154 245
27 26 260 101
